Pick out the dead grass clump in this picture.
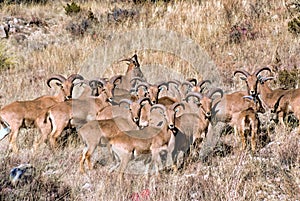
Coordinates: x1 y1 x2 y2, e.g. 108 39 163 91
288 15 300 35
107 7 139 23
277 133 299 169
229 21 257 44
287 0 300 35
277 66 300 89
61 2 100 37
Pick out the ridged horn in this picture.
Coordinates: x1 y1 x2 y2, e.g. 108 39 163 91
136 83 149 91
167 80 181 87
185 92 203 102
118 99 133 107
171 102 185 111
130 77 145 84
197 79 212 88
74 79 88 86
110 75 122 85
67 74 84 83
208 88 223 98
150 104 166 113
234 70 250 77
243 95 254 100
259 76 274 83
186 78 197 86
272 95 284 113
255 67 272 76
157 82 169 91
137 97 151 105
47 74 67 88
89 80 103 88
181 81 194 88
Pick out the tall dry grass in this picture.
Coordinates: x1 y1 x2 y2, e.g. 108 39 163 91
0 0 299 200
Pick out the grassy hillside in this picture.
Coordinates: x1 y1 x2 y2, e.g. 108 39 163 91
0 0 299 200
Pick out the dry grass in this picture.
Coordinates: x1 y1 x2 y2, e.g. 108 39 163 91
0 0 299 200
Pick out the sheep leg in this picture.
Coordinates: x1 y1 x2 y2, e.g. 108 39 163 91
8 126 20 153
166 132 175 167
250 129 256 153
278 111 286 129
49 122 67 149
79 143 97 173
111 145 131 182
238 122 246 151
79 147 89 173
33 120 51 151
250 121 257 153
151 147 164 176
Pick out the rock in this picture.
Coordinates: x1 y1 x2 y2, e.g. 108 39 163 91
9 164 35 186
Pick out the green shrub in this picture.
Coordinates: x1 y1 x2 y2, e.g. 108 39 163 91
64 2 81 16
0 42 14 72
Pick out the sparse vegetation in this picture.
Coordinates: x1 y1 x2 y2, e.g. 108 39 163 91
278 67 300 89
288 15 300 35
0 0 299 200
64 2 81 16
0 42 14 72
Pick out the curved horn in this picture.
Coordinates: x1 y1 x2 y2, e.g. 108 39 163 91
110 75 122 85
46 74 67 88
259 76 274 83
74 79 89 86
67 74 84 83
150 104 166 113
136 83 149 91
89 80 103 88
118 57 131 63
243 95 254 100
272 95 285 113
130 77 145 84
157 81 169 90
167 80 181 87
118 99 133 107
208 88 223 98
96 79 107 87
234 70 250 77
181 81 194 88
185 92 203 102
197 79 212 88
137 97 151 105
171 102 185 112
255 67 272 76
186 78 197 86
98 77 109 83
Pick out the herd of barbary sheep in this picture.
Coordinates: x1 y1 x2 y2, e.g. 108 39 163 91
0 54 298 178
